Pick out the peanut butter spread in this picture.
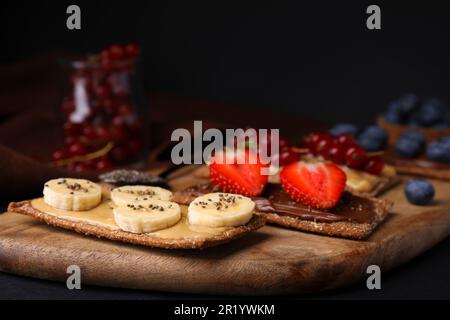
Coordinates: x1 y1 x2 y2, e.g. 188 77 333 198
31 198 228 239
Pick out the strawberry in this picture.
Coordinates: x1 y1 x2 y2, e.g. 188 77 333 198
209 150 268 197
280 161 346 209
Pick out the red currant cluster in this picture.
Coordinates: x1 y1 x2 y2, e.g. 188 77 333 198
52 43 145 172
233 129 301 166
302 132 384 175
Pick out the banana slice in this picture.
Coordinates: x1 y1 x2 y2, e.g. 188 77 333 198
43 178 102 211
111 185 172 207
113 200 181 233
188 193 255 228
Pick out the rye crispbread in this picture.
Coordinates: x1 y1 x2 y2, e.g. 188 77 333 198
172 184 393 240
8 200 265 250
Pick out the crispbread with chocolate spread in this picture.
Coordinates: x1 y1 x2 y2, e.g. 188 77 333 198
172 183 393 240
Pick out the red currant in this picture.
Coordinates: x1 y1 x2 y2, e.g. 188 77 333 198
66 162 77 171
63 122 81 136
125 43 140 58
110 126 126 142
96 159 113 171
73 162 89 172
302 132 332 152
61 99 75 115
100 49 110 62
335 134 356 148
279 148 300 166
345 146 367 169
96 126 112 141
127 118 142 133
111 146 130 162
327 144 346 165
112 115 126 128
83 159 98 170
118 104 132 115
68 142 88 157
64 136 77 146
82 125 98 140
51 148 69 161
315 136 334 157
95 84 112 98
128 139 143 154
98 98 114 113
109 44 125 60
279 137 290 150
363 157 385 175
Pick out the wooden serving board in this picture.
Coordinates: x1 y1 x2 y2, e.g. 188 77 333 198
1 166 450 295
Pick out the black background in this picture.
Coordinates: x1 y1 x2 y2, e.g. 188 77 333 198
1 1 450 125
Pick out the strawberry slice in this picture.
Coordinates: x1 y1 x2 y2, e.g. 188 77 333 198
280 161 347 209
209 150 268 197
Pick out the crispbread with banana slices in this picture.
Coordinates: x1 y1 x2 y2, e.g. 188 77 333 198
8 200 265 250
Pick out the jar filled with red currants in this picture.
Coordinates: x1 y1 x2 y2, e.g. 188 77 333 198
53 43 148 172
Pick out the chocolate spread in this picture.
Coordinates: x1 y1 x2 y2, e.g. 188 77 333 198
175 183 376 224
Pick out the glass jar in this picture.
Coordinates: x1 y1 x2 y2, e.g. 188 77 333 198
53 44 148 171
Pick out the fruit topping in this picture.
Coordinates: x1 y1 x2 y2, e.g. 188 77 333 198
357 126 388 152
426 137 450 163
415 97 448 127
345 145 367 169
209 150 269 197
278 147 302 166
280 161 347 209
363 156 385 175
394 138 422 158
329 123 358 136
404 179 435 205
384 94 449 128
399 130 426 148
301 130 386 175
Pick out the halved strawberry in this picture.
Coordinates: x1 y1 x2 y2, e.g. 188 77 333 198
209 150 268 197
280 161 346 209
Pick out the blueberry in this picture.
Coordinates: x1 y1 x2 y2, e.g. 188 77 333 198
385 94 420 124
404 179 435 205
398 93 420 114
387 100 403 114
386 101 406 124
444 111 450 126
384 111 403 124
416 97 449 127
395 138 422 158
425 97 447 109
329 123 358 136
426 139 450 163
432 123 449 130
357 136 385 152
361 126 389 142
357 126 388 151
439 136 450 145
399 130 426 148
